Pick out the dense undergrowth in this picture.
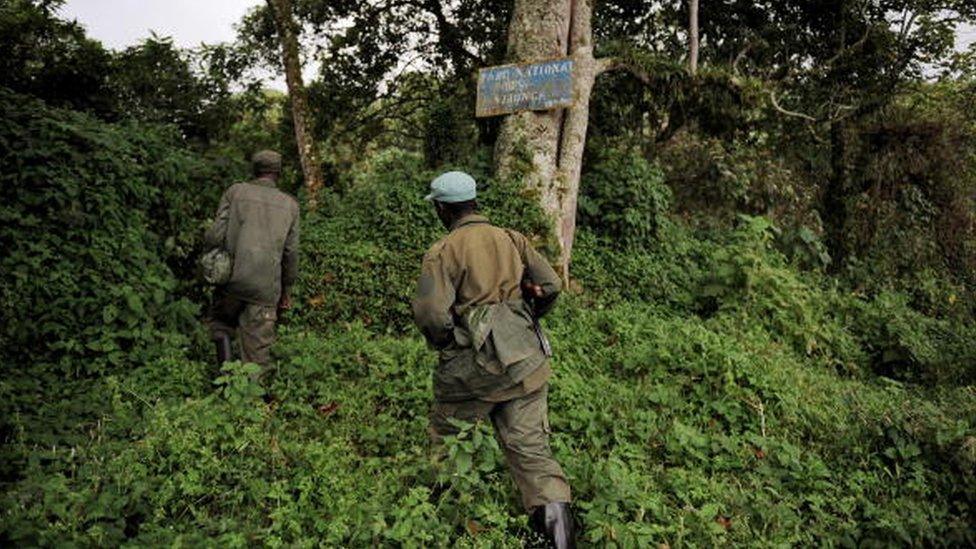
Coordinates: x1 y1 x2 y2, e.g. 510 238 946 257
2 91 976 546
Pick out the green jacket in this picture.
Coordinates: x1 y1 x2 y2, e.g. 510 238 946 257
412 214 561 401
204 178 300 306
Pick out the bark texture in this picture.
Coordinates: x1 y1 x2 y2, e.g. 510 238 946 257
688 0 699 75
553 0 599 280
267 0 325 207
494 0 571 217
495 0 608 279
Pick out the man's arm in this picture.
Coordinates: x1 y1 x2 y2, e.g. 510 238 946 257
412 251 456 348
280 207 300 305
204 187 233 249
512 232 561 318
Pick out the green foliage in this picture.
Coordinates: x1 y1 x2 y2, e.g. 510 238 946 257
589 46 766 148
548 302 975 545
698 216 845 361
0 1 246 143
839 87 976 300
570 222 710 311
0 0 113 114
2 4 975 540
0 89 240 377
238 0 511 158
578 149 671 250
659 132 818 230
109 36 244 143
2 324 515 546
5 299 974 546
297 148 551 333
421 80 480 168
0 88 246 507
841 290 976 384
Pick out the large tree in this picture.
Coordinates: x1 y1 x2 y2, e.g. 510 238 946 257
495 0 646 279
236 1 512 155
267 0 326 205
493 0 976 275
234 0 975 270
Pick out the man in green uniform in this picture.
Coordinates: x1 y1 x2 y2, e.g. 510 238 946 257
412 171 575 548
204 150 300 377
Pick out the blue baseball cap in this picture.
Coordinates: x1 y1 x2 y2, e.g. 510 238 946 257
425 171 477 203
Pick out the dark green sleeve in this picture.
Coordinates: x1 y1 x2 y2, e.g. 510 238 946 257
204 188 232 249
281 208 300 290
516 232 561 317
412 250 456 348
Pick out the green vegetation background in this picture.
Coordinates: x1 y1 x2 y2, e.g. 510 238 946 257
2 1 976 546
3 89 975 546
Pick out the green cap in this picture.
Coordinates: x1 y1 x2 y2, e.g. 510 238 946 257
252 150 282 174
426 171 477 203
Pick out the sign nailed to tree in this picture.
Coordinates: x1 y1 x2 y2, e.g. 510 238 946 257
476 58 574 117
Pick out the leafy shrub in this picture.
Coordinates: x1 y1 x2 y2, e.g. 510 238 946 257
659 133 818 231
1 324 522 546
544 302 976 545
774 224 832 271
839 92 976 301
570 222 712 311
578 149 671 250
0 88 241 377
5 304 974 546
420 79 480 168
297 148 551 333
571 149 718 309
0 0 113 114
696 215 863 368
1 121 974 548
841 290 976 384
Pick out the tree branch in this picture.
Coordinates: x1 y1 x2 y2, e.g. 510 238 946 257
413 0 485 67
823 22 871 68
768 90 817 122
732 41 753 74
594 56 617 76
594 56 650 82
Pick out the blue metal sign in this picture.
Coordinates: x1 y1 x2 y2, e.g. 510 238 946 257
476 58 575 117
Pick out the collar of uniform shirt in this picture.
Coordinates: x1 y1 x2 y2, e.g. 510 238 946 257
253 176 278 188
449 213 490 231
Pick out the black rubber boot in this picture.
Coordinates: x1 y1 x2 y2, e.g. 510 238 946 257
530 502 575 549
213 331 233 366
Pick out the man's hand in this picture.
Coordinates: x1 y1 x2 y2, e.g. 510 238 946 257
522 279 557 319
522 280 544 299
277 292 292 313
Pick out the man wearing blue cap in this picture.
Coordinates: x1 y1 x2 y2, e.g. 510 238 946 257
413 171 575 548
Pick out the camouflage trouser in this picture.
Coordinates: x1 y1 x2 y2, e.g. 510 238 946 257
209 289 277 376
429 384 572 511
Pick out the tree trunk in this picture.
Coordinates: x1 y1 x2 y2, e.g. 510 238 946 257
494 0 608 280
688 0 699 75
823 121 848 272
553 0 606 281
494 0 571 230
267 0 325 207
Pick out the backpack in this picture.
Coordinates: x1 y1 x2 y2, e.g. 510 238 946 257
200 248 233 285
